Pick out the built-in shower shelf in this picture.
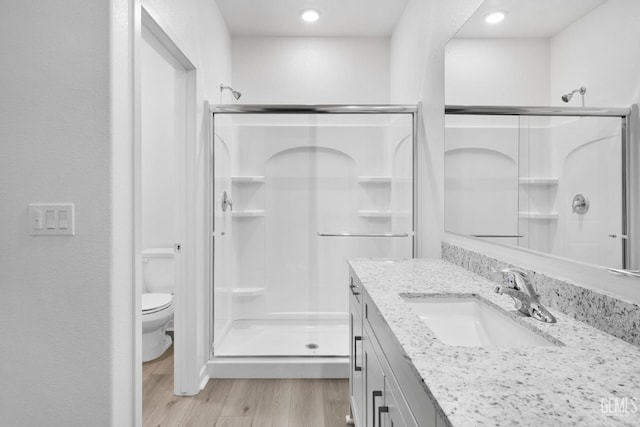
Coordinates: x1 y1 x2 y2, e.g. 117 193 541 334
519 212 559 219
358 176 392 183
232 210 265 217
232 176 265 183
232 287 265 297
358 210 392 218
519 178 559 185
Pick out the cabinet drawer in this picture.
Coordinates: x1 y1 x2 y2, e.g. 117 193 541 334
364 291 437 427
365 322 419 427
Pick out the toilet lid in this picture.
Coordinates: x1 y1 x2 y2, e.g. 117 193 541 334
142 293 173 312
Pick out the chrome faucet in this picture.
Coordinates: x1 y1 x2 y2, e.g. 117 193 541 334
494 268 556 323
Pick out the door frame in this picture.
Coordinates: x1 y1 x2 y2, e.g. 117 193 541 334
134 4 200 399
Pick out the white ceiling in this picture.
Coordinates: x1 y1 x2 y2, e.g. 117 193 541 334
455 0 608 38
215 0 410 37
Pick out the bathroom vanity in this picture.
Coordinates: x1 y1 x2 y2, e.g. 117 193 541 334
348 258 640 426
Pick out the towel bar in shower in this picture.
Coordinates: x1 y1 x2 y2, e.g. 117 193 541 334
471 234 524 238
317 232 410 238
605 267 640 280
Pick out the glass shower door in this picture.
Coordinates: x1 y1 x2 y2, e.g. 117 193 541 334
212 111 414 358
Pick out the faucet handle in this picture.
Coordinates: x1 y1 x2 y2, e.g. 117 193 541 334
499 267 528 276
498 268 523 289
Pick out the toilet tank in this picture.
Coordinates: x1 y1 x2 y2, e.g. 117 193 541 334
141 248 174 293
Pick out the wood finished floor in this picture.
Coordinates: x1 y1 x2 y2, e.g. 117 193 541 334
143 346 350 427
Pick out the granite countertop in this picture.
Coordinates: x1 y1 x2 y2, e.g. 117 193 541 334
348 258 640 427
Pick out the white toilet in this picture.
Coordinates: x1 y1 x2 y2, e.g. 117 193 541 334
141 247 174 362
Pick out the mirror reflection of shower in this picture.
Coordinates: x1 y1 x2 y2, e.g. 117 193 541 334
220 83 242 101
561 86 587 107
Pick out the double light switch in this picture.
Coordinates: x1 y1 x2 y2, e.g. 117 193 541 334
29 203 75 236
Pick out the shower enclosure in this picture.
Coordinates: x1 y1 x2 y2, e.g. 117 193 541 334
209 105 416 377
444 105 632 269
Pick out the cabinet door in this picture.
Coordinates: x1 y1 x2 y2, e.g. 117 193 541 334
381 377 410 427
350 305 364 426
364 335 386 427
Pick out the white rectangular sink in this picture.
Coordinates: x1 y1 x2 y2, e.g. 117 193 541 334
403 295 558 347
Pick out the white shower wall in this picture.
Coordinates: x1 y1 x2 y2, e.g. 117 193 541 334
444 116 520 246
213 113 413 356
445 115 623 267
547 117 622 266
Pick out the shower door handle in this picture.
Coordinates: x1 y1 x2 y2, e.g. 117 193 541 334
378 405 389 427
353 336 362 372
221 191 233 212
372 390 383 427
317 232 409 237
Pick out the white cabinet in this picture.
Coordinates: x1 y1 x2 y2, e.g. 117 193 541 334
364 324 413 427
350 275 365 427
349 269 439 427
363 334 385 427
384 378 412 427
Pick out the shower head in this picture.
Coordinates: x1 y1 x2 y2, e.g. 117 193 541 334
561 86 587 103
220 84 242 100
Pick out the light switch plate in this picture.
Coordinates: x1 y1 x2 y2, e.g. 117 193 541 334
29 203 75 236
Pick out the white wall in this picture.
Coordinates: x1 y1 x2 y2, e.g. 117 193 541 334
0 0 231 424
0 1 112 425
390 0 485 258
111 0 135 423
550 0 640 108
445 38 550 106
232 37 390 104
141 34 178 250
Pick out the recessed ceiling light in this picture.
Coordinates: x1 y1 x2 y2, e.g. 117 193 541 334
485 11 507 24
300 9 320 23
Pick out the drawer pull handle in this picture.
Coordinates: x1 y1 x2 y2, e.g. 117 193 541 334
372 391 383 427
378 405 389 427
349 283 360 296
353 336 362 372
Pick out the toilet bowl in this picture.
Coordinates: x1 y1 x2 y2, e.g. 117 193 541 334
141 248 175 362
142 293 174 362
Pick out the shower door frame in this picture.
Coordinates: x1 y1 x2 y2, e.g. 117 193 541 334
444 104 634 270
207 104 419 362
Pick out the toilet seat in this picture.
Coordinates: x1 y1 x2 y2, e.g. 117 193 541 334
142 293 173 314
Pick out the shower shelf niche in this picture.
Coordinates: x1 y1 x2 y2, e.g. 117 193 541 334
232 210 265 218
518 178 559 185
232 287 265 297
358 210 392 218
357 176 392 183
518 212 559 220
232 176 265 183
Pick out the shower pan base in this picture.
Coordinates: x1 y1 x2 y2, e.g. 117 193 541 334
208 318 349 378
214 318 348 357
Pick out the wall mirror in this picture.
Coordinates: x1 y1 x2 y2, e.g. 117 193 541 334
443 0 640 271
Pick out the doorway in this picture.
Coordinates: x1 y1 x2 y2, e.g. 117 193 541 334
136 6 197 406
